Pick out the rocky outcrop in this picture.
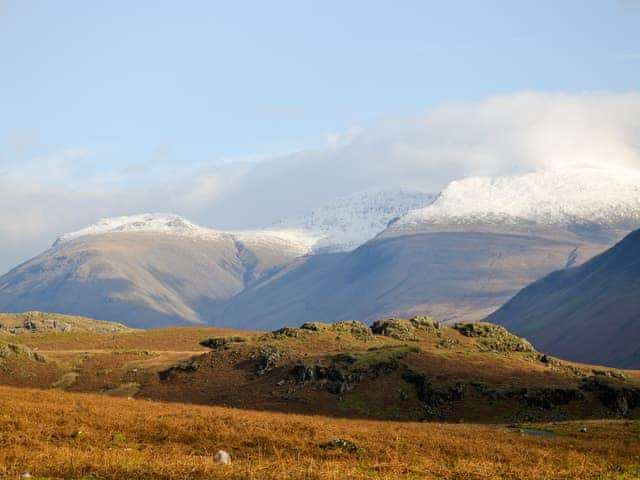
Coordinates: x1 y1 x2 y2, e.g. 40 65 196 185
288 347 410 394
256 347 280 375
370 317 440 341
402 371 465 406
520 387 583 409
0 342 46 364
300 320 373 340
200 336 247 350
454 322 535 353
0 312 131 334
158 357 201 380
581 377 640 416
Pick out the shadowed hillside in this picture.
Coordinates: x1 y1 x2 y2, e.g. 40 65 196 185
211 224 617 329
488 228 640 369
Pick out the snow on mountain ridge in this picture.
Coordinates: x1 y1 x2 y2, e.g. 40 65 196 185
273 188 436 251
54 213 318 257
55 189 437 256
398 166 640 228
54 213 223 245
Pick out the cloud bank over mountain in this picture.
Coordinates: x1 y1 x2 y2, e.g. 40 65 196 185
2 91 640 272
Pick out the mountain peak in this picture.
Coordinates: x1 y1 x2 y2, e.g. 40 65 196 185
395 166 640 229
54 213 220 246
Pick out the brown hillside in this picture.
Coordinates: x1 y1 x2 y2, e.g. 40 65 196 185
3 315 639 424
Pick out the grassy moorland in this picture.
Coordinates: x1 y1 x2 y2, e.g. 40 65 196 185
0 386 638 480
1 313 639 478
3 316 638 423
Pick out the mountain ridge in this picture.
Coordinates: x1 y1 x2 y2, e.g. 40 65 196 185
396 166 640 230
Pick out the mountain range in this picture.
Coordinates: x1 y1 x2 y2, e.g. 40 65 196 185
0 166 638 367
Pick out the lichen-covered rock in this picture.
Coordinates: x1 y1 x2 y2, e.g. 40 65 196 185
272 327 303 338
300 320 372 340
319 438 361 453
371 317 440 341
0 342 45 363
371 319 418 341
410 316 440 330
592 369 628 381
453 322 535 353
256 347 280 375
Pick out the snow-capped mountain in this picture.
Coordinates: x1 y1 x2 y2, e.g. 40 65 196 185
274 188 436 252
54 213 223 244
2 190 438 328
396 166 640 228
54 213 318 258
54 186 437 258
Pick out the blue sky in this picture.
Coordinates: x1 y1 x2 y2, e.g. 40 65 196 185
1 1 640 271
2 0 639 173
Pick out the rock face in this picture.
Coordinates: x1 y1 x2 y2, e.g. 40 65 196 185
288 345 414 395
581 377 640 416
487 228 640 368
402 371 465 407
0 342 45 364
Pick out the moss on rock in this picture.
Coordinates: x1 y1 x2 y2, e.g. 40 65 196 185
453 322 535 353
371 317 440 341
299 320 373 340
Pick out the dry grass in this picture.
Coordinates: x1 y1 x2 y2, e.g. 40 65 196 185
16 327 257 352
2 324 639 424
0 386 638 479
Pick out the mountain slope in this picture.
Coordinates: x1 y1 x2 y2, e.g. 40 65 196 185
210 224 617 329
0 215 313 328
487 228 640 368
210 166 640 328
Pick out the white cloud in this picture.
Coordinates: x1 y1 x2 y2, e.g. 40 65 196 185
325 126 363 148
1 91 640 273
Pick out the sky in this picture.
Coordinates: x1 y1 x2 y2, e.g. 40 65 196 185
1 0 640 272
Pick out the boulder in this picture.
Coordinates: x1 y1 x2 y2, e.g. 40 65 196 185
200 336 246 350
213 450 231 465
256 347 280 375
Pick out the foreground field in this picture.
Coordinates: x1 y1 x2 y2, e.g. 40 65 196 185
0 386 638 480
